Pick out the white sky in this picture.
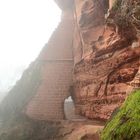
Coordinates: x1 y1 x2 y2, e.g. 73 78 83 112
0 0 61 92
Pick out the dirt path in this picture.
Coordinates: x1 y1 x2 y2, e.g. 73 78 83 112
58 120 105 140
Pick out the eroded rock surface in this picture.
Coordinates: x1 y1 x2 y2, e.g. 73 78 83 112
72 0 140 120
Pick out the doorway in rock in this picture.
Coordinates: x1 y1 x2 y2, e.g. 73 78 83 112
64 96 86 121
64 96 75 120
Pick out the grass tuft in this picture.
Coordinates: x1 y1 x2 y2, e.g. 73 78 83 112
101 90 140 140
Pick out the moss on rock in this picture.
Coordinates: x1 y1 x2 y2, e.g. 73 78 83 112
101 90 140 140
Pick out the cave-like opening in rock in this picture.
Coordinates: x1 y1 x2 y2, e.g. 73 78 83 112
64 96 75 120
64 96 86 121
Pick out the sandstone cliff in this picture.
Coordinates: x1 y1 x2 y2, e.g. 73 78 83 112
73 0 140 120
0 0 140 139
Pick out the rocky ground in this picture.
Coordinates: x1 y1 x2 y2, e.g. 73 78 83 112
0 116 104 140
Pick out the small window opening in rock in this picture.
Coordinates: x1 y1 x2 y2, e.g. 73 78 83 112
64 96 86 121
64 96 75 120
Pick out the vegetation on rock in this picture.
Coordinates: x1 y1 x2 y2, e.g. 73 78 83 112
101 90 140 140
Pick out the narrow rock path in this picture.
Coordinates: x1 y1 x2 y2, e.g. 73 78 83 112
60 120 105 140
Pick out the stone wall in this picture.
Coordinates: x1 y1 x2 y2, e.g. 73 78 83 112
26 61 73 120
26 8 75 120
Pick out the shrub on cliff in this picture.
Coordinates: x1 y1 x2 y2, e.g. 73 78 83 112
101 90 140 140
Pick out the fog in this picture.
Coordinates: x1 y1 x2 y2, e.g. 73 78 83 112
0 0 61 99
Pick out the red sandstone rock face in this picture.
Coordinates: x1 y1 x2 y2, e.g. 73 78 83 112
72 0 140 120
1 0 140 122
